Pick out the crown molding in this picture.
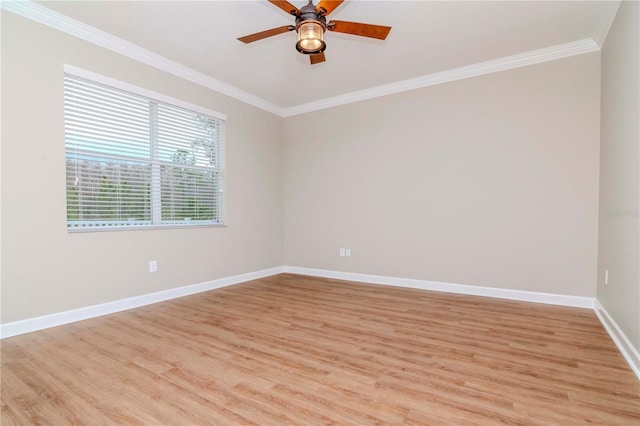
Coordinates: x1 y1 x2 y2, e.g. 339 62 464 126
281 38 600 117
0 0 286 116
3 1 600 118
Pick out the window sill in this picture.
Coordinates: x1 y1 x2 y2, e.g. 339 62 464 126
67 223 227 233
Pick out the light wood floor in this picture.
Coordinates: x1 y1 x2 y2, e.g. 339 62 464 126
2 274 639 425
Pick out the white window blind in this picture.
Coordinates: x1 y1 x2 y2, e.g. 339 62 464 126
64 73 225 231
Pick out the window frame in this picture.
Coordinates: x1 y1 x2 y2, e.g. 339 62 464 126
63 65 227 233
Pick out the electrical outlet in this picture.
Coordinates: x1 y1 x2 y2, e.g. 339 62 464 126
149 260 158 273
345 248 351 257
339 248 346 256
604 269 608 285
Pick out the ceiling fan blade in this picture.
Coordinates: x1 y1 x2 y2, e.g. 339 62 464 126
268 0 301 15
328 20 392 40
310 52 326 65
238 25 294 44
316 0 343 16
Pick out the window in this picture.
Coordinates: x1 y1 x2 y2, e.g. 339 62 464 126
64 68 225 231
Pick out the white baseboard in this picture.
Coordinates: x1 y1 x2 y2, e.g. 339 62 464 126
594 300 640 380
0 266 284 339
4 265 637 381
284 266 640 380
283 266 595 308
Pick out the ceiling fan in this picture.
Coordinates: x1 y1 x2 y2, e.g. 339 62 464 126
238 0 392 65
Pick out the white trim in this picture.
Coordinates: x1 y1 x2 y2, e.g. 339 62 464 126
283 266 595 308
64 65 227 121
0 267 284 339
281 38 600 117
5 265 638 381
1 0 285 117
282 266 640 379
2 1 600 118
594 300 640 380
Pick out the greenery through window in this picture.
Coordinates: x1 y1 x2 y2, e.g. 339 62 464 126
64 74 225 231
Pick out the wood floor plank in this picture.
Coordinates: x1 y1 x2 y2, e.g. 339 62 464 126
2 273 639 425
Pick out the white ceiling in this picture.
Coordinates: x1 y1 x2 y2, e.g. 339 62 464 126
33 1 619 110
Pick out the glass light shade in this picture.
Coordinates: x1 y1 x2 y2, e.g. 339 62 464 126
296 21 326 54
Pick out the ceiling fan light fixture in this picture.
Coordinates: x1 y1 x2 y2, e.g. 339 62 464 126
295 20 326 54
237 0 391 65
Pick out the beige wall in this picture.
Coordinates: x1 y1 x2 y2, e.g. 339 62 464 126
0 9 608 326
598 1 640 351
1 12 284 323
284 53 601 296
